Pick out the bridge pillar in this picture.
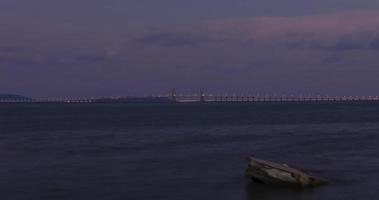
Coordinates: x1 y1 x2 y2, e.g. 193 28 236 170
170 88 177 102
200 88 205 102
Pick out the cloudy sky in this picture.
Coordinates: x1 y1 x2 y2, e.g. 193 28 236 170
1 0 379 97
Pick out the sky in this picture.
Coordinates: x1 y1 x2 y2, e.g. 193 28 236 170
1 0 379 97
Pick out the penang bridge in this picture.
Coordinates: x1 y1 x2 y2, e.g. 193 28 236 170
168 89 379 103
1 89 379 103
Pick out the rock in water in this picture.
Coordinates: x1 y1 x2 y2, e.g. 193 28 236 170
245 157 328 187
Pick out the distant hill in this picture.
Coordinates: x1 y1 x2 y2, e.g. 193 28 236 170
0 94 32 100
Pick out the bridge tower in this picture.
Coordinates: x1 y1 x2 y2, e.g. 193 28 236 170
200 88 205 102
170 88 177 102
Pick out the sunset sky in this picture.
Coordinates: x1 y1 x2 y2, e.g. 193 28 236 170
1 0 379 97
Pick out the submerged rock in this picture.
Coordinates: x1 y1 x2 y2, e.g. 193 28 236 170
246 157 328 187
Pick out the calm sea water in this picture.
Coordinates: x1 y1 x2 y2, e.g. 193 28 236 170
1 103 379 200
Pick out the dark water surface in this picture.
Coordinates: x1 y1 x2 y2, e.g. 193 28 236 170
1 103 379 200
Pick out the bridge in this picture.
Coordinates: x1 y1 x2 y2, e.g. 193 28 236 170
169 89 379 103
1 89 379 103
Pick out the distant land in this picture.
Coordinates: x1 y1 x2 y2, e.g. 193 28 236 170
0 94 173 103
0 94 32 101
94 97 173 103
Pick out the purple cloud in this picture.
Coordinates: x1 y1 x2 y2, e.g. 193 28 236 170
135 32 214 48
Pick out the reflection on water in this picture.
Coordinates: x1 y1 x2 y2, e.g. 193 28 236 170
245 182 317 200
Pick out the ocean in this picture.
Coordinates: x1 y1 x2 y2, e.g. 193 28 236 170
1 102 379 200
